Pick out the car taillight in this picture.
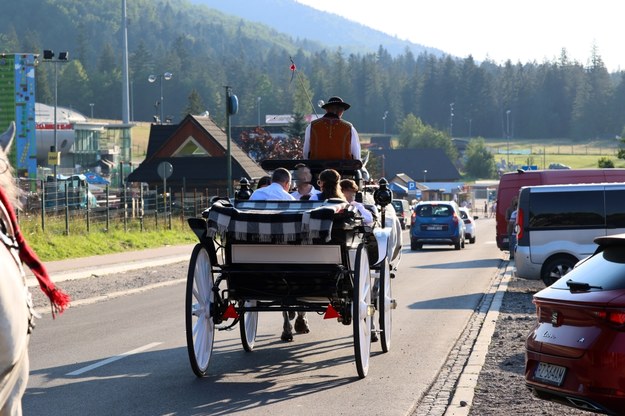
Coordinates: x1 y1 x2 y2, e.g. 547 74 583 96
411 211 416 224
463 219 470 224
516 207 524 239
592 309 625 328
453 213 459 224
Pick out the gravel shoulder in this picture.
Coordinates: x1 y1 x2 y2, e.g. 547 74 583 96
469 275 600 415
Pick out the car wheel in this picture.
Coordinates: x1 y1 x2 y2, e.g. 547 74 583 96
541 256 577 287
454 240 461 250
410 240 422 250
469 236 476 244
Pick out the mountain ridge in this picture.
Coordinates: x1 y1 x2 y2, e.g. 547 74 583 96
191 0 445 58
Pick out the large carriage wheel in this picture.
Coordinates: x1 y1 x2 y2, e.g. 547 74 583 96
185 244 215 377
240 300 259 352
378 258 392 353
353 244 372 378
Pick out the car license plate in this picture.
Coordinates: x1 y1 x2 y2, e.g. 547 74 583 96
534 362 566 386
427 225 443 230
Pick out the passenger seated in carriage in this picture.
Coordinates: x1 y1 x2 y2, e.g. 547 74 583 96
303 96 361 161
249 168 295 201
290 163 321 200
308 169 345 201
340 179 374 226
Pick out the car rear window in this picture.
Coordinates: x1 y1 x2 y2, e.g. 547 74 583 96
460 211 469 220
416 204 452 217
551 246 625 290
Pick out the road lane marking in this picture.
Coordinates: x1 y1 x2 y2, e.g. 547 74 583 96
66 342 163 376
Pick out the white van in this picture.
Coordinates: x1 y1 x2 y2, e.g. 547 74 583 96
514 182 625 286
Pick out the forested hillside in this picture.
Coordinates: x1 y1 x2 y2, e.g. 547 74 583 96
1 0 624 140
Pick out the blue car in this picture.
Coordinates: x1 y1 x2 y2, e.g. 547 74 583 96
410 201 465 250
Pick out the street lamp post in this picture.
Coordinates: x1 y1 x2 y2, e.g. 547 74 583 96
423 169 427 183
506 110 511 167
89 103 94 118
383 110 388 134
148 72 173 124
42 49 69 180
257 96 262 126
449 103 455 137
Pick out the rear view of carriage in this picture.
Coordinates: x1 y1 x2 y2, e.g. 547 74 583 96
184 160 401 379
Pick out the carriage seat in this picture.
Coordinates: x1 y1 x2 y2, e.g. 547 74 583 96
205 199 358 244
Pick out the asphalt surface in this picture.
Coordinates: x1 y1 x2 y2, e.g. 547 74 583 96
26 242 511 415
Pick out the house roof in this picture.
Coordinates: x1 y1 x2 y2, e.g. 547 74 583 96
127 115 267 186
372 148 460 182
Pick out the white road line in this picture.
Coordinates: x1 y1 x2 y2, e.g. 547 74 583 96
66 342 163 376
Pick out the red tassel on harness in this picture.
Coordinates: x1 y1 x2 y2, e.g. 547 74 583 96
0 187 70 317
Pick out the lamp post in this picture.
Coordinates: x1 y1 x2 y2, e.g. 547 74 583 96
449 103 455 137
423 169 427 183
506 110 511 167
89 103 94 118
383 110 388 134
42 49 69 180
148 72 173 124
257 96 262 126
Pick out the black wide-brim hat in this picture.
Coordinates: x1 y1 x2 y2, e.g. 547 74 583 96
321 96 351 110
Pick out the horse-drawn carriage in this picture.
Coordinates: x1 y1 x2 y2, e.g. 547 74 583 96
185 159 402 378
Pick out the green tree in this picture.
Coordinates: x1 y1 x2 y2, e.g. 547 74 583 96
598 157 614 168
182 89 206 117
464 138 496 178
398 113 458 162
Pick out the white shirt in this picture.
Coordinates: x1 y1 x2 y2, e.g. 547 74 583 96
303 119 362 160
249 182 295 201
291 185 322 200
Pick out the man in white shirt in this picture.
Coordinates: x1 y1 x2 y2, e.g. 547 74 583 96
290 163 322 200
249 168 295 201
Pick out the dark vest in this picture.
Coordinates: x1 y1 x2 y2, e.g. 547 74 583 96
308 115 353 159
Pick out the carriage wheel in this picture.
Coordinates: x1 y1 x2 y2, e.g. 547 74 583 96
353 244 372 379
240 300 259 352
185 244 215 377
378 258 393 353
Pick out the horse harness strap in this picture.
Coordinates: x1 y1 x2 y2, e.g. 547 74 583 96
0 199 37 334
0 199 22 273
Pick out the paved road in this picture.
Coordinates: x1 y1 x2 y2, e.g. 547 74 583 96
24 220 507 415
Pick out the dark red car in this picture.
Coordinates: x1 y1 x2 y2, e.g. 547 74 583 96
526 233 625 415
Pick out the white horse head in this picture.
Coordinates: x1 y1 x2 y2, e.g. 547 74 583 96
360 150 371 182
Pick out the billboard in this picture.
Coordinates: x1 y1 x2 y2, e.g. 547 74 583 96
0 53 37 178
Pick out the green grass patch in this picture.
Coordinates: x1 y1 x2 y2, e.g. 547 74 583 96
19 216 196 262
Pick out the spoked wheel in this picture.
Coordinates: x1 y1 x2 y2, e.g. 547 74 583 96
185 244 215 377
240 300 259 352
353 244 372 379
378 258 393 353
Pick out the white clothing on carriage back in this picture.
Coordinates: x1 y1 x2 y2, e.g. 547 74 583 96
249 183 295 201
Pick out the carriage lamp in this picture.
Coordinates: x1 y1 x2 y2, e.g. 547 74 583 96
236 177 252 200
374 178 393 207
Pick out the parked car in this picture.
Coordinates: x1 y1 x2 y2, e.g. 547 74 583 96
525 233 625 415
515 182 625 286
494 168 625 251
459 207 477 244
391 199 411 229
410 201 465 250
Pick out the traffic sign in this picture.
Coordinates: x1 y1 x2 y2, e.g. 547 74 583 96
407 181 416 191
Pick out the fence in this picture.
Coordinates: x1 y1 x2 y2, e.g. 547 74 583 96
16 178 220 235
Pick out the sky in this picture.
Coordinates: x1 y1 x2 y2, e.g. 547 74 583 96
295 0 624 72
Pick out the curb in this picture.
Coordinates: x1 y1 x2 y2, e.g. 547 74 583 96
443 260 513 415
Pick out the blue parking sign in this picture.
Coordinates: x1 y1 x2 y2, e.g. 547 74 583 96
408 181 416 190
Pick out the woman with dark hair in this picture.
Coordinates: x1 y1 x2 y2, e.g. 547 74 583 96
256 175 271 189
310 169 345 201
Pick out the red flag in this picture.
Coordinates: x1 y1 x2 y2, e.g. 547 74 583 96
290 63 296 72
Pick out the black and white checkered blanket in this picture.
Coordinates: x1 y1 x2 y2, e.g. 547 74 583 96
206 199 354 243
